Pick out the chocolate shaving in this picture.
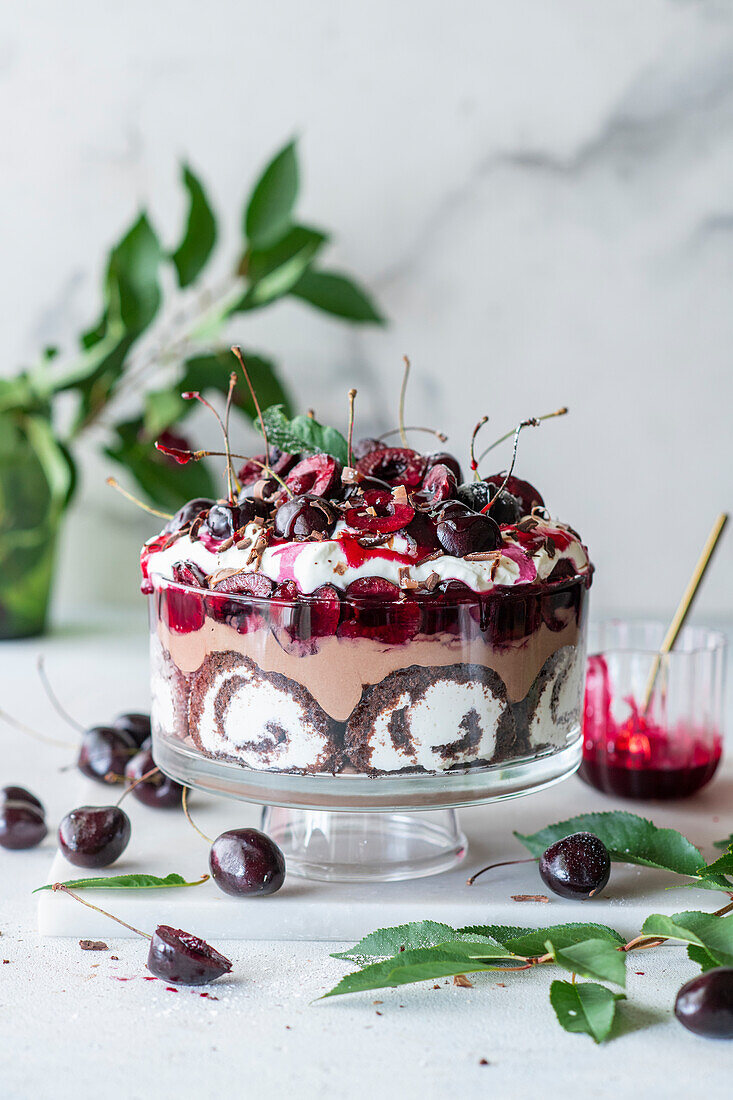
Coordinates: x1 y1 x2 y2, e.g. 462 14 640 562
217 536 236 552
511 894 550 903
341 467 359 485
393 485 408 505
463 551 501 561
417 550 443 565
453 974 474 988
333 562 347 576
79 940 108 951
423 571 441 592
516 517 539 532
236 537 253 550
190 515 204 540
398 566 411 588
543 536 556 558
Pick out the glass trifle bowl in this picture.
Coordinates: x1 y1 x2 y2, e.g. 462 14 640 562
143 434 593 879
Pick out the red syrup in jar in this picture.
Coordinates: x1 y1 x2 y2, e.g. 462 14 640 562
578 655 722 799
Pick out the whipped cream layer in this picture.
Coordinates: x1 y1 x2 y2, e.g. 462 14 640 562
145 516 589 596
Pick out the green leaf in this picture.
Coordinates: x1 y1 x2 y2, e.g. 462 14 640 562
698 851 733 879
323 942 518 999
242 225 328 310
515 811 704 878
143 389 188 439
290 268 384 324
262 404 348 465
713 835 733 850
171 165 217 288
107 212 162 334
106 418 217 510
180 352 293 423
641 910 733 967
550 981 625 1043
500 923 625 959
550 939 627 988
688 944 720 973
23 415 74 515
331 921 503 964
245 139 299 249
34 873 208 893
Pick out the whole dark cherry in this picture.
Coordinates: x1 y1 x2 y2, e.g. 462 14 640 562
113 713 151 748
538 832 611 900
204 501 255 540
675 969 733 1038
58 805 131 868
457 481 522 525
482 473 544 516
436 507 501 557
0 801 47 850
209 828 286 897
164 498 214 535
273 495 337 540
124 749 183 810
147 925 233 985
78 726 138 785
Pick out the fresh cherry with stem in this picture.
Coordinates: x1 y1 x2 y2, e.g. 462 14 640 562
124 749 183 809
50 884 232 986
182 788 286 897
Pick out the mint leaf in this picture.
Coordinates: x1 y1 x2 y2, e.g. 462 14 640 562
515 811 704 877
171 165 217 288
245 140 299 249
290 269 384 324
688 944 720 973
262 404 348 464
323 942 518 999
550 939 627 988
641 910 733 967
550 980 624 1043
34 873 208 893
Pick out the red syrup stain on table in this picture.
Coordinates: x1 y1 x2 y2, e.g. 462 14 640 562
578 655 722 800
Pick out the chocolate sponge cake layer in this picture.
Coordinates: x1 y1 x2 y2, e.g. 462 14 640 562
345 663 514 774
187 651 343 774
150 634 191 742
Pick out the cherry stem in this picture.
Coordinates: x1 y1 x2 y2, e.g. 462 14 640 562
106 477 173 520
398 356 410 446
231 345 270 473
51 884 152 940
476 407 568 467
156 447 293 498
182 787 213 845
181 390 238 501
116 766 161 806
480 419 540 515
347 388 357 468
377 425 449 444
223 372 242 499
466 856 537 887
469 416 489 482
0 706 75 749
37 656 86 734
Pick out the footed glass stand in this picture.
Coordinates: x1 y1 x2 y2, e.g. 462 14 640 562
261 807 467 882
155 732 581 882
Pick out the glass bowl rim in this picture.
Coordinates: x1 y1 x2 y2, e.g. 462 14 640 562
588 618 727 657
148 569 591 609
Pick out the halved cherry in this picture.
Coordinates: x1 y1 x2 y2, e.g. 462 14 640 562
161 587 205 634
412 463 457 509
344 490 415 534
286 455 342 498
211 572 275 598
341 578 421 644
352 437 383 460
238 449 298 486
356 447 426 488
171 561 208 588
425 451 463 483
305 584 342 638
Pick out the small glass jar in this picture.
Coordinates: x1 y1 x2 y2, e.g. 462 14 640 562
579 620 726 800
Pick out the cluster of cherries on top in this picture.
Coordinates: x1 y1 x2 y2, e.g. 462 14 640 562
155 438 547 604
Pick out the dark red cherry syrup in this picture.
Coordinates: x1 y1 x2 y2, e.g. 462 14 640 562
578 655 722 800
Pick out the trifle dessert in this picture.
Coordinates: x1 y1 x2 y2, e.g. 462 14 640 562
141 382 592 779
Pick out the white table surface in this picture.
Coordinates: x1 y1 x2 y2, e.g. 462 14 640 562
1 607 732 1100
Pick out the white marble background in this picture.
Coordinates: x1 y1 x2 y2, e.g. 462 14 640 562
1 0 732 619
